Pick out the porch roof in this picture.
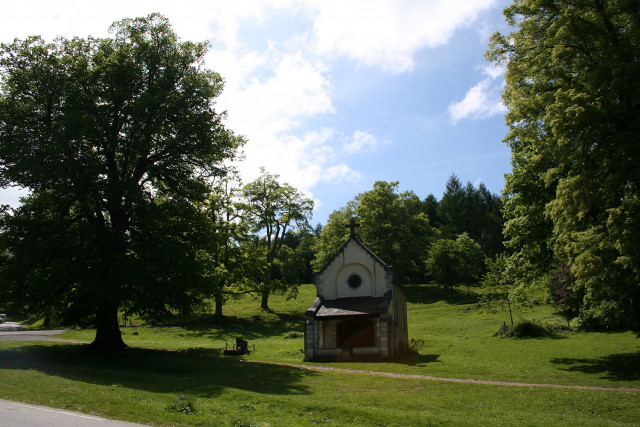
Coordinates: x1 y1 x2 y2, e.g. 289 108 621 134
306 291 391 318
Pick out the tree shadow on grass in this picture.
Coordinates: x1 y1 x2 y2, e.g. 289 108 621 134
550 351 640 382
392 353 441 366
168 312 305 341
0 343 315 397
405 283 481 306
327 352 441 367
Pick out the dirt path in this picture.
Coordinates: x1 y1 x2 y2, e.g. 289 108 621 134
246 360 640 392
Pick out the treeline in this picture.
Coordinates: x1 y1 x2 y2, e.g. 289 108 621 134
311 176 503 287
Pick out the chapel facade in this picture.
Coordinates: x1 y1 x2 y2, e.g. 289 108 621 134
304 222 409 361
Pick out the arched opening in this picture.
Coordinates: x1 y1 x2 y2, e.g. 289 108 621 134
337 317 375 349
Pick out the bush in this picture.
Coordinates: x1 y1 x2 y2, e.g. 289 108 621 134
283 331 303 339
494 320 551 338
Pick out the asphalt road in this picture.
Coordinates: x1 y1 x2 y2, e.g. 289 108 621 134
0 324 81 342
0 399 147 427
0 322 25 332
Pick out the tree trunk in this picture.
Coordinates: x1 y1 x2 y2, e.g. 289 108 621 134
214 295 223 320
213 278 226 320
507 297 514 326
261 290 270 311
89 305 127 351
261 268 272 311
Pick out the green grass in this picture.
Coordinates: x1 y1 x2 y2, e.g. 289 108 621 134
1 283 639 426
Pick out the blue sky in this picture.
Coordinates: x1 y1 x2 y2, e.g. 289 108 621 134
0 0 513 225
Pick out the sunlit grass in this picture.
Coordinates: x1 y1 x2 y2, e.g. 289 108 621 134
1 283 639 425
61 283 640 387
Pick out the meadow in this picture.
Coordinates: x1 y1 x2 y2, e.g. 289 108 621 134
1 283 638 426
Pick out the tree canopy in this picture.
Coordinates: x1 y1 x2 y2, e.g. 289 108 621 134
313 181 435 282
425 233 485 295
488 0 640 329
239 169 313 310
0 14 242 350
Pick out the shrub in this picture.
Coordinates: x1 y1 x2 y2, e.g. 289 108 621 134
283 331 303 339
494 320 550 338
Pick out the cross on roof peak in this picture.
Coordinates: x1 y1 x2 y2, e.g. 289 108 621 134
345 218 360 238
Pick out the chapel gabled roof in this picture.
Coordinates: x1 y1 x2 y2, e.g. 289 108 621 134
315 235 393 278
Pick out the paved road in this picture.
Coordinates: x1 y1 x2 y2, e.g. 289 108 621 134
0 324 82 342
0 322 88 343
0 399 147 427
0 322 26 332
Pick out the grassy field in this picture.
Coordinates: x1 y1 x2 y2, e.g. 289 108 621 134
1 283 639 426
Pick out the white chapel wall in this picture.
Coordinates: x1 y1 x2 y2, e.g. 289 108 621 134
315 240 393 300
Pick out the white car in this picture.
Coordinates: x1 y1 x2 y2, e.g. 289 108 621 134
0 314 6 323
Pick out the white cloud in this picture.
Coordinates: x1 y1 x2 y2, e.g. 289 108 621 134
0 1 217 43
214 48 339 192
448 79 506 123
310 0 498 73
448 62 506 124
448 63 506 123
321 164 362 183
0 187 29 209
343 131 379 155
219 51 334 134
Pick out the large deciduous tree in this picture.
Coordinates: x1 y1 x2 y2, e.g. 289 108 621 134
425 233 485 296
312 181 435 282
240 169 313 311
311 205 356 272
201 173 260 320
0 14 241 350
356 181 434 282
488 0 640 328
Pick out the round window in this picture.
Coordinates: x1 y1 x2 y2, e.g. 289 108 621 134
348 274 362 289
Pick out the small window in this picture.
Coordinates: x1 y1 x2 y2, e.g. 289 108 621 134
348 274 362 289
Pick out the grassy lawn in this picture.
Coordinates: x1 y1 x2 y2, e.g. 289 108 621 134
1 283 639 426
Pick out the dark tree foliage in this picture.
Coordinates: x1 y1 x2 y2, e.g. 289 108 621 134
488 0 640 329
546 264 583 325
280 230 317 284
0 14 241 350
436 174 504 258
421 194 441 228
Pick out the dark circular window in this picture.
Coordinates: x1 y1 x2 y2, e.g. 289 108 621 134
348 274 362 289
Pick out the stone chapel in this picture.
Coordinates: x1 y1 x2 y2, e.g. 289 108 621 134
304 220 409 361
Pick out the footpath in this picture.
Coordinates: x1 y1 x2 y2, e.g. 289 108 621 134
246 360 640 392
